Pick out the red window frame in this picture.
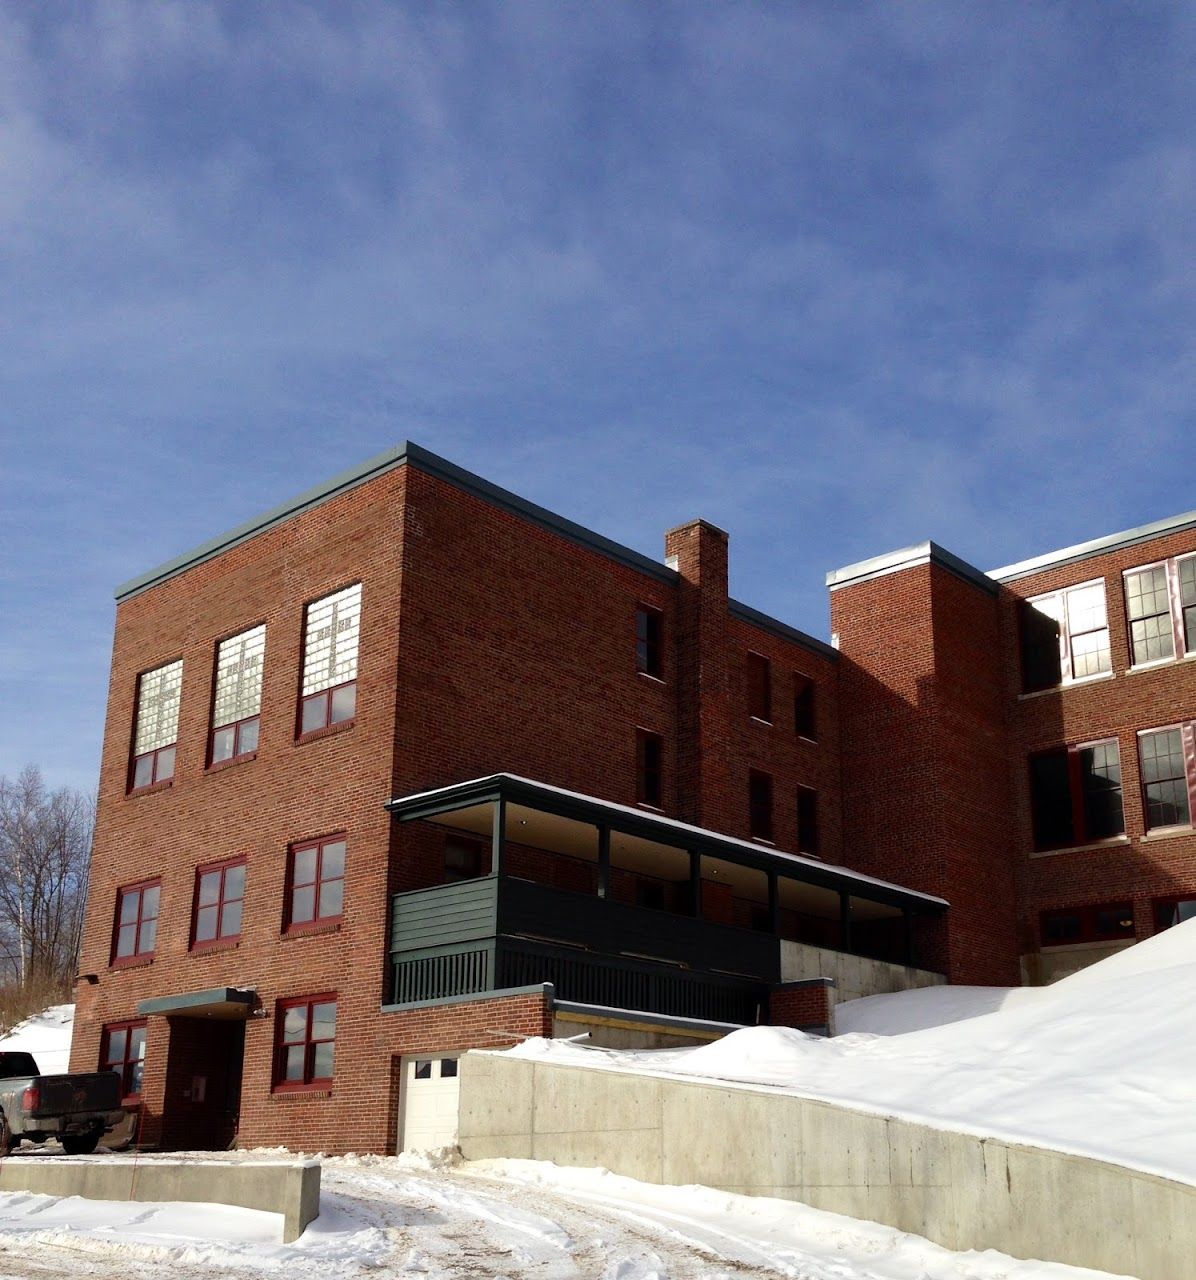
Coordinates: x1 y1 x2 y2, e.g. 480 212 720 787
128 662 182 793
298 679 356 737
210 713 261 767
1028 738 1125 851
100 1019 148 1103
274 994 337 1091
1039 902 1135 947
190 857 247 950
1153 895 1196 933
285 835 346 932
747 652 772 722
748 769 773 841
111 879 161 966
636 728 663 808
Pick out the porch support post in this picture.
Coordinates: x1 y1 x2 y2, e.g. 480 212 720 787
491 795 506 878
768 871 779 935
903 907 914 967
689 850 702 917
839 891 853 953
597 824 611 899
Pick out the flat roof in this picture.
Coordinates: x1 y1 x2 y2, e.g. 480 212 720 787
387 772 949 913
989 507 1196 583
825 541 997 596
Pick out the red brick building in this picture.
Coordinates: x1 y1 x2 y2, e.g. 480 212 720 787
70 444 1196 1153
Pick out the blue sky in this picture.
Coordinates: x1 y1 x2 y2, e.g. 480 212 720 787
3 2 1196 792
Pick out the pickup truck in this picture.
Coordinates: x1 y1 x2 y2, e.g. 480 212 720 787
0 1051 125 1155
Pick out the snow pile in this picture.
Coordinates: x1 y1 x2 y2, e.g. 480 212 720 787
507 918 1196 1186
0 1003 73 1075
835 983 1041 1034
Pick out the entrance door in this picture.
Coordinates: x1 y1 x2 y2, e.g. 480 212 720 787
398 1054 461 1153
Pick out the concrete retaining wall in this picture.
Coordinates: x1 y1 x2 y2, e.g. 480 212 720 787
0 1156 320 1242
779 941 945 1025
459 1053 1193 1279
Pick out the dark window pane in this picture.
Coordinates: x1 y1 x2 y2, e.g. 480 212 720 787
1021 599 1062 692
636 608 661 678
797 788 820 855
637 731 663 807
129 1059 144 1096
749 770 773 840
444 837 483 881
1126 567 1175 664
414 1060 432 1080
1156 898 1196 931
1140 729 1190 830
747 653 771 721
1094 904 1134 938
441 1058 458 1078
1030 752 1074 849
794 677 816 740
1042 912 1082 944
1079 742 1124 840
107 1029 127 1065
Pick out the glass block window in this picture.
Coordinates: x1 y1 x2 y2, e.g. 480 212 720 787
192 859 246 948
211 625 265 764
1139 728 1192 831
300 584 361 734
1125 565 1175 666
131 660 183 789
112 880 160 963
275 996 336 1088
287 836 346 929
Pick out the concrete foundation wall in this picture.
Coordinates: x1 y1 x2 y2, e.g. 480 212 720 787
0 1157 320 1243
779 940 944 1027
460 1053 1193 1280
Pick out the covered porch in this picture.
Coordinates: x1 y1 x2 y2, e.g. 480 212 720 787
385 775 947 1023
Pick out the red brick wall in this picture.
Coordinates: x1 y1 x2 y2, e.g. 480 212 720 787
832 560 1018 984
769 982 831 1029
996 526 1196 965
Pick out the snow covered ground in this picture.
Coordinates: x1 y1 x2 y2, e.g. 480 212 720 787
0 1002 1127 1278
509 917 1196 1188
0 1149 1125 1279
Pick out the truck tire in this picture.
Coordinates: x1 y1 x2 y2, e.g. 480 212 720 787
60 1130 100 1156
0 1113 13 1155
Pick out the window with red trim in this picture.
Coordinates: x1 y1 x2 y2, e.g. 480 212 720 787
112 880 161 964
129 660 182 791
1040 903 1134 947
636 729 663 807
1028 740 1124 851
274 995 336 1088
286 836 345 930
298 584 361 736
1123 555 1196 667
748 769 773 841
1019 581 1111 692
101 1020 147 1101
191 858 246 949
1154 896 1196 933
210 625 265 765
1139 726 1194 831
797 786 820 855
747 652 771 722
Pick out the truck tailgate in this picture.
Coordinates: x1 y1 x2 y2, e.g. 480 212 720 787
31 1073 121 1117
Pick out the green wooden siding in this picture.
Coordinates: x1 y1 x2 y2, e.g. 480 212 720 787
390 878 498 955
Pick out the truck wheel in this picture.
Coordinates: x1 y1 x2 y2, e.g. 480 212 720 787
0 1113 13 1155
60 1131 100 1156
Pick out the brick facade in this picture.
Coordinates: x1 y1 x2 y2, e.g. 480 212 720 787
72 442 1196 1152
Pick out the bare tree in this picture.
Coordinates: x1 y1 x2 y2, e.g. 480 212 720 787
0 766 93 990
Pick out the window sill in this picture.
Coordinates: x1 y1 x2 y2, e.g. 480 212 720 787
190 938 241 955
636 671 666 687
749 836 776 847
1125 653 1196 676
282 920 343 940
126 779 173 798
635 802 666 815
796 734 819 746
1018 671 1115 701
295 719 355 746
205 753 257 775
1140 826 1196 844
1029 836 1130 859
271 1084 333 1098
110 955 154 971
749 716 773 728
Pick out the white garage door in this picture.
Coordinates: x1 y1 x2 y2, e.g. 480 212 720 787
399 1054 461 1153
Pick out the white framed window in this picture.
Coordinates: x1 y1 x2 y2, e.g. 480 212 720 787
1124 554 1196 667
299 583 362 735
1138 724 1196 833
130 660 183 789
210 624 266 763
1020 579 1111 692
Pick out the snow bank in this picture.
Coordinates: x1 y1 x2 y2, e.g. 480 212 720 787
835 983 1042 1034
507 918 1196 1187
0 1004 73 1075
